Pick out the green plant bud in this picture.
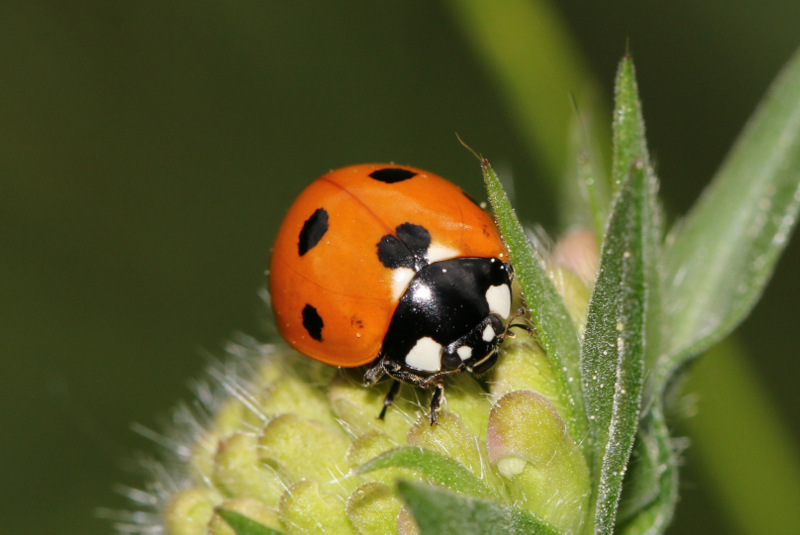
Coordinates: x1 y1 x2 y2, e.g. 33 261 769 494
165 488 218 535
397 506 420 535
346 431 416 487
130 333 596 534
435 373 492 440
407 411 487 483
328 368 415 442
346 482 403 535
491 337 565 418
214 396 250 436
189 429 221 486
487 390 590 533
280 480 355 535
256 365 337 425
346 431 398 468
258 413 351 486
212 431 283 504
128 260 597 535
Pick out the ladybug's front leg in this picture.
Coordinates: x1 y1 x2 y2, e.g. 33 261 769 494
363 356 387 386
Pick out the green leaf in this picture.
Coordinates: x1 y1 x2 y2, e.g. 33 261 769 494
396 479 559 535
616 404 677 534
610 56 649 193
610 57 665 405
216 508 285 535
662 46 800 373
615 429 660 525
581 142 648 532
481 160 588 449
355 447 494 498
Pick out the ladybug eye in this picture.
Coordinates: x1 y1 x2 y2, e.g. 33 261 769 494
298 208 329 256
368 168 417 183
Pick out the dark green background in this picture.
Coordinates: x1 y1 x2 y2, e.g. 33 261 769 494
2 2 798 533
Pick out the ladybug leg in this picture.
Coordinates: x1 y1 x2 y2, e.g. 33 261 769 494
505 323 534 337
418 368 461 385
503 307 534 338
373 365 453 424
429 382 445 425
363 359 387 386
379 380 402 420
365 356 419 421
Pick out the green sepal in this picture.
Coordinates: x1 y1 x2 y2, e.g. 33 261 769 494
355 446 494 498
482 159 588 451
662 46 800 373
216 508 285 535
396 479 559 535
581 151 648 532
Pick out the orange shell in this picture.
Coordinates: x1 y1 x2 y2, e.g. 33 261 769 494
269 164 506 367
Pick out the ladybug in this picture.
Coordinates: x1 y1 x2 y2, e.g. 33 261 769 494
269 164 521 423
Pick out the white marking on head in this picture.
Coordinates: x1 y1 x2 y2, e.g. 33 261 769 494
457 345 473 361
405 337 443 372
427 242 460 263
482 323 496 342
486 283 512 318
391 267 416 301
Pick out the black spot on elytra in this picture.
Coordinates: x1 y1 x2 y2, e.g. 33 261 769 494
377 223 431 270
369 168 417 183
302 304 323 341
298 208 328 256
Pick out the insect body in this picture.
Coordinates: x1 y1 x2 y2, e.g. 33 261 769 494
269 164 516 423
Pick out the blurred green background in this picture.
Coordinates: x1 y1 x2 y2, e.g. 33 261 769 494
2 1 798 533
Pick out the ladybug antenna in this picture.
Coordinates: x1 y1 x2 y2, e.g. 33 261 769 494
455 132 483 162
